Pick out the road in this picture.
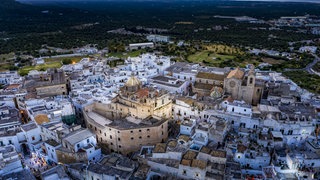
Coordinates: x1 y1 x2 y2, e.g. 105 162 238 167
305 54 320 74
284 53 320 75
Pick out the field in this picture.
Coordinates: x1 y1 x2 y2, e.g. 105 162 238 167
187 51 236 66
261 57 285 65
18 56 85 76
186 44 261 67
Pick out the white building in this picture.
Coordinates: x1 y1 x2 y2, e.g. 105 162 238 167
146 35 170 43
21 122 42 152
150 76 189 95
0 145 23 176
129 42 154 50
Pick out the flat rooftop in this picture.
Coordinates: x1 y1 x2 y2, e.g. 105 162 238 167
64 129 94 145
86 110 166 130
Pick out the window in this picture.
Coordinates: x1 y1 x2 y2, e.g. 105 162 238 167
130 130 133 133
249 78 253 84
77 144 80 148
110 135 112 139
32 136 35 141
131 137 134 140
139 136 142 139
183 170 187 175
104 133 106 136
118 138 121 141
8 140 12 144
119 145 122 148
147 129 150 131
139 129 141 132
111 142 113 145
87 139 90 143
147 135 150 138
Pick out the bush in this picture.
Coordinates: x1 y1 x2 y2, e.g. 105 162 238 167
62 58 72 65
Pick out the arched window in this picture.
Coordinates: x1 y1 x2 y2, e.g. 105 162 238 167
249 78 253 84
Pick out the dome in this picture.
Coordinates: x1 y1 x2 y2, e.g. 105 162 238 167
125 75 141 87
210 86 223 98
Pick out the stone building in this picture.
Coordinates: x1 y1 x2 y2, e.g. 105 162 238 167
224 67 264 105
84 107 168 155
23 69 67 98
83 75 170 155
116 75 172 119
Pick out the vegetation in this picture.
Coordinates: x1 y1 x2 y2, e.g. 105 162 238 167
19 61 62 76
312 62 320 73
62 58 72 65
283 71 320 94
107 49 146 59
18 56 84 76
262 53 315 72
1 0 320 55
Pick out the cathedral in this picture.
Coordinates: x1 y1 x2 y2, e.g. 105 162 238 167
224 66 264 105
116 74 173 119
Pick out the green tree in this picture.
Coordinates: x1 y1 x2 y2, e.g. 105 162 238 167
62 58 72 65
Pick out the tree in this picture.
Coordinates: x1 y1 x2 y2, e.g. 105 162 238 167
62 58 72 65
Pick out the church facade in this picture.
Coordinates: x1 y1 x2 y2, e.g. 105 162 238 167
223 67 263 105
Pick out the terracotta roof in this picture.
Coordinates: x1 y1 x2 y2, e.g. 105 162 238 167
5 84 20 90
167 140 177 148
225 96 234 103
237 144 247 153
177 97 194 106
191 159 207 169
183 150 198 160
194 82 214 90
181 159 191 166
154 143 167 153
200 146 211 154
178 135 191 142
196 72 225 81
226 67 244 79
210 150 227 158
136 88 149 98
35 114 50 125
